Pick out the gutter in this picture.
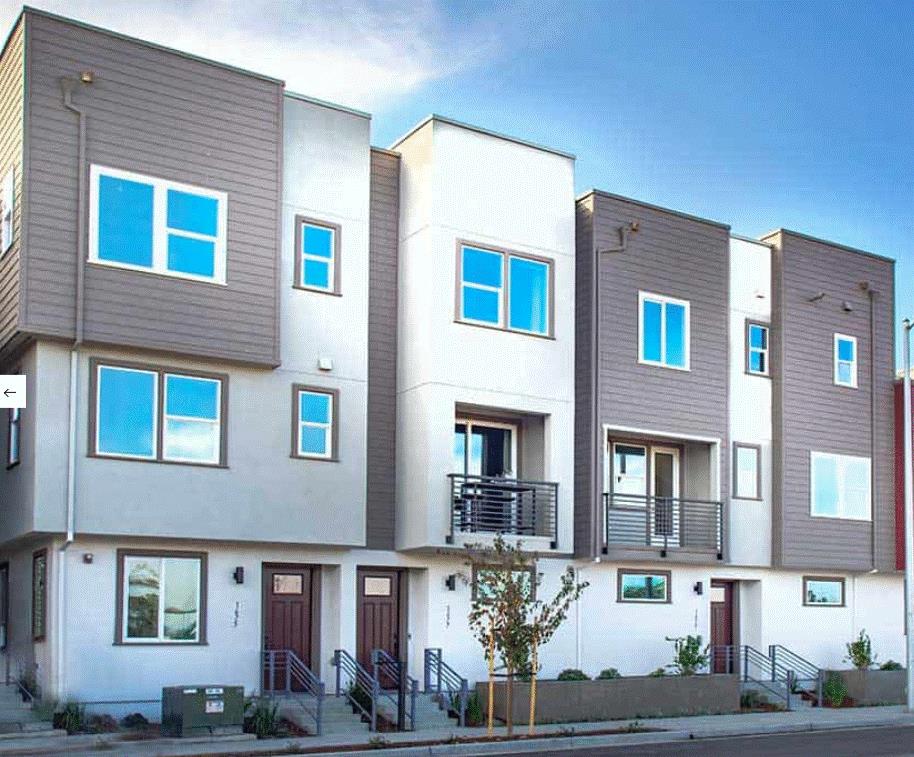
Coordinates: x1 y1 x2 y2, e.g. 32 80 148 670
863 283 878 571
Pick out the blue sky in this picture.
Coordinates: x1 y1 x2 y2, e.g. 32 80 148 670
3 0 911 364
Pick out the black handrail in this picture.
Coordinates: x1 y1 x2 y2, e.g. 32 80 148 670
373 649 417 731
262 649 324 735
424 648 469 726
333 649 379 731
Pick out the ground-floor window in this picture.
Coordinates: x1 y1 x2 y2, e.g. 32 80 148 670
32 550 47 641
0 562 8 649
116 551 207 644
617 569 671 603
803 576 845 607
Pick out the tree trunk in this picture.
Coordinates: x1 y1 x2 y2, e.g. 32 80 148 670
487 620 495 735
528 639 538 735
505 667 514 737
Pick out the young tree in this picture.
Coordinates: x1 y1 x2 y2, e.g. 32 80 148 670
466 535 588 736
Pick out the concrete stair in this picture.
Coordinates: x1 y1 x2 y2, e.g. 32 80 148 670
376 691 459 732
741 680 816 710
279 694 369 737
0 684 53 736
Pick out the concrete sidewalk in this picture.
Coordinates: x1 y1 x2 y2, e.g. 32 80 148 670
2 705 914 756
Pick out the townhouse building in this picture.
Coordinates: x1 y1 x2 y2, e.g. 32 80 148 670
0 7 904 727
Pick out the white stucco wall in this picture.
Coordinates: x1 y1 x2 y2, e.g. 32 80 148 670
728 237 773 566
394 119 576 551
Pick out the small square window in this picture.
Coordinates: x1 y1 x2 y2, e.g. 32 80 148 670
833 334 858 388
810 451 871 520
296 218 339 294
618 570 670 603
293 387 337 460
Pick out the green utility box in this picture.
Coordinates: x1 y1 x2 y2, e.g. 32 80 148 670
161 685 245 737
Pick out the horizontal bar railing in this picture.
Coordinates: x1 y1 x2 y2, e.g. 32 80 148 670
712 645 799 710
424 648 469 727
333 649 379 731
373 649 418 731
448 474 558 547
604 492 722 557
262 649 324 735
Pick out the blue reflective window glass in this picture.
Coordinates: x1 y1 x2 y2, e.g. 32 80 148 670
641 299 662 362
665 303 686 367
166 189 218 237
303 259 330 289
749 324 767 349
462 247 503 288
300 392 331 424
167 235 215 277
303 224 333 259
462 286 500 323
98 175 154 267
299 426 328 456
838 338 855 362
165 376 218 420
97 367 156 457
509 257 548 334
750 351 765 373
812 456 839 516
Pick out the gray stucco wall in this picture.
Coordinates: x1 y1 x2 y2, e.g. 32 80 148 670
366 148 399 550
20 10 282 366
766 230 895 571
0 344 36 544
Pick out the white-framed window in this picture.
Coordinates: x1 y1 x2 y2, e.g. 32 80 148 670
618 570 670 603
638 292 690 370
296 218 339 293
733 443 760 500
7 406 20 467
833 334 857 388
803 576 845 607
458 244 551 336
746 322 769 376
120 553 204 643
89 165 228 285
93 362 225 466
810 451 871 521
295 387 335 460
1 167 14 254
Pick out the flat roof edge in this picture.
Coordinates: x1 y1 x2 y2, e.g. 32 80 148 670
761 228 895 264
579 189 731 230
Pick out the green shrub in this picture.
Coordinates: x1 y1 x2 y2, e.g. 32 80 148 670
463 691 483 726
87 714 119 733
53 702 86 734
824 673 848 707
666 634 709 676
557 668 590 681
740 690 763 710
845 629 876 670
597 668 622 680
880 660 903 671
121 712 150 729
648 667 666 678
244 698 280 739
346 683 374 716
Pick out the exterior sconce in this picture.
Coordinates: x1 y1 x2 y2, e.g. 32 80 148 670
233 566 245 585
693 581 704 596
444 574 457 591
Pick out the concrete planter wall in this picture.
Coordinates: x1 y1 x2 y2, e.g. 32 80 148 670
826 669 907 706
476 674 740 724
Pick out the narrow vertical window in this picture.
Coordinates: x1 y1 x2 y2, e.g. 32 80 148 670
32 550 46 641
834 334 857 388
746 322 769 376
0 562 8 650
639 292 690 370
1 167 14 254
294 387 336 460
508 256 550 335
296 218 339 293
733 443 760 499
7 407 20 467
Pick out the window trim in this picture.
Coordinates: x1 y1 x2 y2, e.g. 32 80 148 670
637 291 691 371
833 333 858 388
454 417 520 477
732 442 762 501
617 569 672 604
809 451 872 521
471 564 537 602
6 368 21 469
293 215 342 296
0 561 8 651
1 166 14 255
114 549 208 646
88 358 229 468
291 385 339 462
455 240 555 339
802 575 846 608
88 164 228 286
31 549 46 642
745 320 770 377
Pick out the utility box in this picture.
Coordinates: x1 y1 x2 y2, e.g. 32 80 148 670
161 685 244 737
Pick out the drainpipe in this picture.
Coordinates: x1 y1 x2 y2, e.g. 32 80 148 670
58 75 91 701
592 222 638 556
861 283 878 571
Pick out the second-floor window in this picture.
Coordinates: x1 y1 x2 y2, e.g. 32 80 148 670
834 334 857 388
810 451 870 521
7 407 20 468
733 443 760 499
746 322 769 376
90 165 227 284
293 387 337 460
295 217 340 294
458 244 551 336
638 292 690 370
1 167 14 254
92 362 225 466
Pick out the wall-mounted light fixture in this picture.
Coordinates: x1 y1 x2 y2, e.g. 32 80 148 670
444 574 457 591
233 566 245 585
693 581 704 596
82 553 94 564
80 71 94 84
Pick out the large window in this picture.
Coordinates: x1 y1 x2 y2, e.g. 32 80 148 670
89 165 227 284
457 244 552 336
833 334 857 388
810 452 871 521
638 292 690 370
733 443 761 500
117 551 206 644
91 361 226 466
293 386 337 460
746 321 769 376
453 419 516 478
617 570 670 603
295 217 339 294
803 576 845 607
1 167 14 254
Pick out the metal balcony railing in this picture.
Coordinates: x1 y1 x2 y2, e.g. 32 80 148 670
603 492 722 558
448 474 558 548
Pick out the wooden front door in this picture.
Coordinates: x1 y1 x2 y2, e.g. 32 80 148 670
710 580 735 673
356 568 402 688
263 565 316 690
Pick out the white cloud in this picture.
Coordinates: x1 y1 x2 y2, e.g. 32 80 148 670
0 0 534 111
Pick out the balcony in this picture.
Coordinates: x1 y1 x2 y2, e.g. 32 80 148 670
447 474 558 548
604 493 723 559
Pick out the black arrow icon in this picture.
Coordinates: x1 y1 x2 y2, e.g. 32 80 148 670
3 388 14 397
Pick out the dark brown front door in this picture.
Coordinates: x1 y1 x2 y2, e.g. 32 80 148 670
710 580 735 673
356 568 402 688
263 565 316 690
